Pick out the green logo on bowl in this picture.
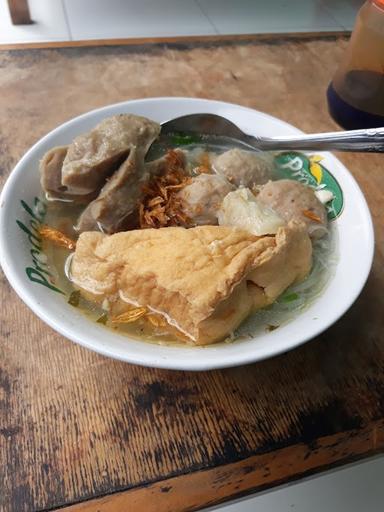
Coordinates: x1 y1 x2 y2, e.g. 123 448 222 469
16 198 64 294
274 152 343 220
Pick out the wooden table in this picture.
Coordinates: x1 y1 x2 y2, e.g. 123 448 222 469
1 35 383 512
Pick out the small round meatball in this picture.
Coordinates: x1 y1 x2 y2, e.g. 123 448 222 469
177 174 234 226
257 179 328 239
213 148 272 187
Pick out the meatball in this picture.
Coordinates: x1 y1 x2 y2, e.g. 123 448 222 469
257 179 328 239
177 174 234 226
213 148 272 187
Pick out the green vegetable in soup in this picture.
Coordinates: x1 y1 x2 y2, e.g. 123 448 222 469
280 292 299 303
170 132 202 146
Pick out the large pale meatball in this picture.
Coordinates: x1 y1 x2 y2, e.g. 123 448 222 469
177 174 234 226
213 148 272 187
257 179 328 239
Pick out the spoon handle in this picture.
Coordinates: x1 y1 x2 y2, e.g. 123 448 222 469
246 127 384 153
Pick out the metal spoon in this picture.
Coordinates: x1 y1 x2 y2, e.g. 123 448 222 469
161 113 384 153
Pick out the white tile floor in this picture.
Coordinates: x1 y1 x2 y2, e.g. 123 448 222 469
0 0 362 44
197 0 342 34
64 0 215 39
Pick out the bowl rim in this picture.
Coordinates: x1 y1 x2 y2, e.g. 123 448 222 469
0 97 375 370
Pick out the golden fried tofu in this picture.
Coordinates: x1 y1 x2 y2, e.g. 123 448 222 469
70 222 312 345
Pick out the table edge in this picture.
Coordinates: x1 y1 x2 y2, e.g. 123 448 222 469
0 31 350 51
50 418 384 512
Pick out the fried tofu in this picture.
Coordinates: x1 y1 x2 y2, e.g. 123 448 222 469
70 222 312 345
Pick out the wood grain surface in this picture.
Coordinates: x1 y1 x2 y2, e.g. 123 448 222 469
57 418 384 512
0 38 383 512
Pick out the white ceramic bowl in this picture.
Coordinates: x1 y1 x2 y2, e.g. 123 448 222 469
0 98 374 370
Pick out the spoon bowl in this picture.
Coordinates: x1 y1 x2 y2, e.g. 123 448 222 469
162 113 247 140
